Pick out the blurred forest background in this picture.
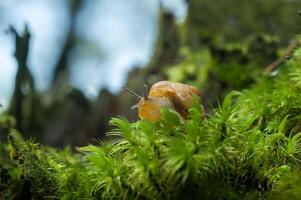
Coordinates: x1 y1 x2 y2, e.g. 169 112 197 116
0 0 300 147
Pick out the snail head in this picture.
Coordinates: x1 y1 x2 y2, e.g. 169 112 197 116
122 84 149 109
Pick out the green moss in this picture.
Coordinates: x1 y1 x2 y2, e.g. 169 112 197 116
2 46 301 199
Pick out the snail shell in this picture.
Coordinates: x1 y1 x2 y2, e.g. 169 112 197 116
137 81 200 122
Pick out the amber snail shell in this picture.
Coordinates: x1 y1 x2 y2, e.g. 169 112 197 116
123 81 201 122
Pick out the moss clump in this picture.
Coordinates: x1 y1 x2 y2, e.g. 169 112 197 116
2 47 301 199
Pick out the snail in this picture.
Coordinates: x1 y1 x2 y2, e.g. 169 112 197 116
122 81 201 122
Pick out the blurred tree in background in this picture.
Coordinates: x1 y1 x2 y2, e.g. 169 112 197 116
7 26 43 140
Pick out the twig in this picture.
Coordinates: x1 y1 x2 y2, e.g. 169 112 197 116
263 40 300 75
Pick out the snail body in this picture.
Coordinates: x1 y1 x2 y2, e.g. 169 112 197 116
123 81 200 122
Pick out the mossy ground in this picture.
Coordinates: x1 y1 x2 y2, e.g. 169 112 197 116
1 45 301 200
